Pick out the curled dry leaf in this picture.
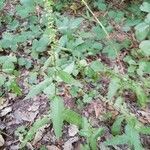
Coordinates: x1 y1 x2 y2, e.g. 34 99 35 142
46 145 61 150
0 134 4 147
0 106 12 117
68 125 79 137
63 136 79 150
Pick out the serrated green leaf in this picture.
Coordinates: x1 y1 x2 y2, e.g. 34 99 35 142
111 115 125 135
137 61 150 76
57 70 76 84
137 126 150 135
139 40 150 56
107 78 120 100
63 62 75 74
90 60 104 72
63 109 82 127
2 61 15 73
104 134 128 146
20 0 34 6
10 81 22 96
43 83 55 98
51 96 64 138
25 79 51 99
145 13 150 24
125 124 143 150
21 116 50 148
32 35 49 52
134 85 148 107
0 56 17 64
90 128 104 150
135 23 149 41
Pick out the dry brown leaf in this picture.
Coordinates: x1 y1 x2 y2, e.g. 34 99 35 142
47 145 61 150
0 134 4 147
32 125 47 145
0 106 12 117
68 125 79 137
63 137 78 150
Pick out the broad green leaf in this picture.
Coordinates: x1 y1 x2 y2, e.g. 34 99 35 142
140 2 150 13
145 13 150 24
90 128 104 150
111 115 125 135
21 116 50 148
90 60 104 72
139 40 150 56
0 56 17 64
80 117 91 137
70 18 84 30
103 44 119 59
125 124 143 150
106 124 144 149
32 35 49 52
25 79 51 99
51 96 64 138
2 61 15 74
92 26 106 40
135 23 149 41
16 5 34 18
137 126 150 135
20 0 34 6
104 134 128 146
63 62 75 74
58 70 76 84
134 85 148 107
10 81 22 96
43 83 55 98
137 61 150 76
7 20 19 30
63 109 82 127
94 0 107 11
107 78 120 100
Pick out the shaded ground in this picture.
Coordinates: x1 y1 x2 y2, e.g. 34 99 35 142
0 0 150 150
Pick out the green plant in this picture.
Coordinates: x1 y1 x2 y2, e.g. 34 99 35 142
1 0 150 149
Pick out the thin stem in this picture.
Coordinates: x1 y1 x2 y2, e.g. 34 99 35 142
81 0 124 72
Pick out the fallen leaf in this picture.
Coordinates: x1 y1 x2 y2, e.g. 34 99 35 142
68 125 79 137
0 106 12 117
0 98 8 110
63 137 78 150
13 101 40 122
0 134 4 147
32 125 47 145
47 145 61 150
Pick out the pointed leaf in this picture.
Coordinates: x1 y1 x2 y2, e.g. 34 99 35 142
134 85 148 107
21 116 50 148
139 40 150 56
51 96 64 138
63 109 82 127
25 79 51 99
125 124 143 150
104 134 128 146
111 115 125 135
58 70 81 86
107 78 120 100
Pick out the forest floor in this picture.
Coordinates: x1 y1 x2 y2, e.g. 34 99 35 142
0 0 150 150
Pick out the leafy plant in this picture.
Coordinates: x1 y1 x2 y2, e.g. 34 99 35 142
1 0 150 149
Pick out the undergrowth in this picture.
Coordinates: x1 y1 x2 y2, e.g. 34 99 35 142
0 0 150 149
